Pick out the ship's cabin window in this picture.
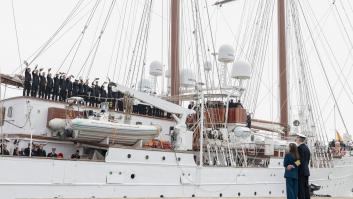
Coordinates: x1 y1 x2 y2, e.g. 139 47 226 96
7 106 13 118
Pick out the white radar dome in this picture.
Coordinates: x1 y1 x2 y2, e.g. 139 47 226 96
231 61 251 79
204 61 212 71
218 44 235 63
181 68 196 87
149 61 163 76
138 79 151 91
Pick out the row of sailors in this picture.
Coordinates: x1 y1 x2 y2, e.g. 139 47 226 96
23 66 170 118
23 66 122 107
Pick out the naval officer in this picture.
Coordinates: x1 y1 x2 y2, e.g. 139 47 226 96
296 133 311 199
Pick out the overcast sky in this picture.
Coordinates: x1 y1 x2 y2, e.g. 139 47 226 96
0 0 352 140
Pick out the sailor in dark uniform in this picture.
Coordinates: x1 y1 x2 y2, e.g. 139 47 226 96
100 83 107 104
296 133 311 199
88 82 94 106
45 69 53 99
78 77 84 97
107 79 114 108
39 70 46 98
23 66 32 96
59 74 67 101
72 79 79 97
83 79 89 105
66 76 73 98
52 74 60 100
31 66 39 97
91 78 100 107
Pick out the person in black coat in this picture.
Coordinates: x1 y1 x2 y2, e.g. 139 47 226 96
92 80 100 107
66 76 73 98
83 79 89 105
59 74 67 101
296 134 311 199
78 78 84 97
38 70 46 98
23 67 32 96
100 83 107 104
72 79 79 97
45 70 53 100
52 74 60 101
31 66 39 97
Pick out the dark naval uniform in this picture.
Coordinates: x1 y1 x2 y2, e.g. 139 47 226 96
39 73 46 98
59 75 67 101
66 78 73 98
52 74 60 100
72 80 79 97
298 143 311 199
45 74 53 99
31 70 39 97
23 68 32 96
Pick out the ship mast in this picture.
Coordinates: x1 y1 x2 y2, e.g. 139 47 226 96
278 0 288 136
170 0 180 104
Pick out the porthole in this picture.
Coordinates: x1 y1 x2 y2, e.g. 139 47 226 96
145 155 149 160
127 154 131 158
162 156 166 160
131 174 135 179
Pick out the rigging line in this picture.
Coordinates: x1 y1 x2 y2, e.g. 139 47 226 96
86 0 117 77
57 0 101 74
11 0 92 74
11 0 22 67
297 0 350 135
27 0 84 66
124 1 147 86
120 1 139 84
303 0 353 105
204 0 222 92
134 0 153 89
290 1 328 141
126 0 149 87
111 0 130 82
107 0 126 79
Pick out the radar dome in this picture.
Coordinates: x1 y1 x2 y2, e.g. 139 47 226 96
204 61 212 71
181 68 196 87
231 61 251 79
149 61 163 76
138 79 151 92
218 44 235 63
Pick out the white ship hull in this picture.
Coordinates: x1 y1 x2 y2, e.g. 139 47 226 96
1 147 353 199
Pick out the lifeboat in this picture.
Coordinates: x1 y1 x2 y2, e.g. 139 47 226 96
49 118 160 145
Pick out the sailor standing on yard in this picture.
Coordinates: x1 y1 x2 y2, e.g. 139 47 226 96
31 66 39 97
23 65 31 96
296 133 311 199
45 69 53 99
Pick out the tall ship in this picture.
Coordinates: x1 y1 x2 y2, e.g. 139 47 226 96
1 0 353 198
